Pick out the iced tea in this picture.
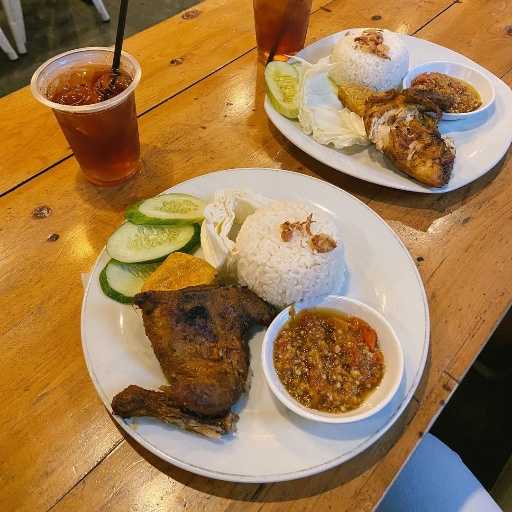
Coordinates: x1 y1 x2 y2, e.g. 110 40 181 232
31 48 142 187
253 0 312 62
48 65 140 186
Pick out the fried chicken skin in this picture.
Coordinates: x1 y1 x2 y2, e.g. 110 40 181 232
363 89 455 187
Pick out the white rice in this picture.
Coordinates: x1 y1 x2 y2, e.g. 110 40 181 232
329 28 409 91
235 202 345 309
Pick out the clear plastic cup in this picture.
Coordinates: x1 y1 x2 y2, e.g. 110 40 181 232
253 0 312 62
31 47 142 186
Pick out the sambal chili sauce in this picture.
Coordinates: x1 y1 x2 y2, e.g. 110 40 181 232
273 308 384 413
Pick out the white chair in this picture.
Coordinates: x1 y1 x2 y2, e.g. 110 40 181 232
0 26 17 60
1 0 26 53
91 0 110 22
377 434 502 512
0 0 110 58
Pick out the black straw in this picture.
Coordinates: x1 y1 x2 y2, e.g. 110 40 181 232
112 0 129 73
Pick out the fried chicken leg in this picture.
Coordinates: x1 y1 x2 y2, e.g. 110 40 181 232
112 385 238 437
111 285 276 437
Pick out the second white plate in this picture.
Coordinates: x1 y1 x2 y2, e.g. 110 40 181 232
265 31 512 193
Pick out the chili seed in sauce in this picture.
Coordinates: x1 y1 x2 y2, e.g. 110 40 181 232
273 308 384 413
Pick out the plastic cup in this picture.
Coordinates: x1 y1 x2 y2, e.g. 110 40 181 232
31 47 142 186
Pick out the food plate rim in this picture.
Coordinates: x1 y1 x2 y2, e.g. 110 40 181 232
81 167 430 483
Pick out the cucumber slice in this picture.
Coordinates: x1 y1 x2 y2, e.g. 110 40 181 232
100 260 160 303
126 193 205 225
106 222 200 263
265 61 300 119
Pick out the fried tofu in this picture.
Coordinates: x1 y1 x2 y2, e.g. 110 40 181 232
337 82 377 117
142 252 217 292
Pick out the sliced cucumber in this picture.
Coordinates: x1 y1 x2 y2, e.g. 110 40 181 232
100 260 160 303
265 61 300 119
126 193 205 225
106 222 200 263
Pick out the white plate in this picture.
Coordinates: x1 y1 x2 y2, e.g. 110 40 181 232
82 168 429 482
265 31 512 193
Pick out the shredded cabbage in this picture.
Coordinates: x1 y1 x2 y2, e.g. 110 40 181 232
294 57 369 148
200 190 273 275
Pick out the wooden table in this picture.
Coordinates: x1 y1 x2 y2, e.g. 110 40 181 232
1 0 511 510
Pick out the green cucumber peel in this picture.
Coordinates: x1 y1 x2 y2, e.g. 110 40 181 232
125 193 205 225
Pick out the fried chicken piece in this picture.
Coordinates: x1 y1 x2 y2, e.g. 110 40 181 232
111 285 276 436
112 385 237 438
363 89 455 187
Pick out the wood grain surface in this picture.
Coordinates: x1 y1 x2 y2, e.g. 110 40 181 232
0 0 458 197
1 0 511 511
418 0 512 77
0 0 331 196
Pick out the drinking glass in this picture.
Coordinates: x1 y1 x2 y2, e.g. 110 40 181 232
31 47 142 186
253 0 313 62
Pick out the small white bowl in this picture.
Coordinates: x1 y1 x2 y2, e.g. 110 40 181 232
261 295 404 424
402 60 495 121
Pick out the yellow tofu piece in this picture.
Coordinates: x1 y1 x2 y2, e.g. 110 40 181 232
142 252 217 292
338 82 377 118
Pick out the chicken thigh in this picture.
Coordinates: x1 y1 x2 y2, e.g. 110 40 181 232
112 285 276 437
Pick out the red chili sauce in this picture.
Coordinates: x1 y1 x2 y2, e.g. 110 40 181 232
273 308 384 413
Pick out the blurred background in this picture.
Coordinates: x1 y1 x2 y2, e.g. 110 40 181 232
0 0 199 97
